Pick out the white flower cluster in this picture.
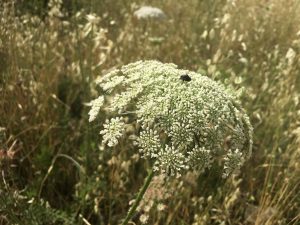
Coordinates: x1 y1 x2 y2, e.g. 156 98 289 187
100 117 125 147
154 145 188 177
187 146 212 172
223 149 245 178
134 6 167 20
89 60 253 177
88 96 104 122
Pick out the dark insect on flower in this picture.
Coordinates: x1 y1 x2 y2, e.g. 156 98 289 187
180 74 192 82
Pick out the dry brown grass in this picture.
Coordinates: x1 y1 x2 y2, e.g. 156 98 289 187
0 0 299 224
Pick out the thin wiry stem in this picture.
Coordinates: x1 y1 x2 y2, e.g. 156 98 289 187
121 169 155 225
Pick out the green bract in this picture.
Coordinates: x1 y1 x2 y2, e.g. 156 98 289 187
89 60 253 177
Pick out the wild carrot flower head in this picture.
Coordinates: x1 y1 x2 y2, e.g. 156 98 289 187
89 60 253 177
134 6 167 20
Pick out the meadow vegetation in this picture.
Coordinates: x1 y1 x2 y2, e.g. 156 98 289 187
0 0 299 224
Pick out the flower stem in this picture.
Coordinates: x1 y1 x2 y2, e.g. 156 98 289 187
121 169 155 225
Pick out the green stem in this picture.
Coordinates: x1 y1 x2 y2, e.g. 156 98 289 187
121 169 155 225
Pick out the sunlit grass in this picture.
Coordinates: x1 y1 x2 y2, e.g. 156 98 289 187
0 0 299 224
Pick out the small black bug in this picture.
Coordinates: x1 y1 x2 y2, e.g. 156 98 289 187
180 74 192 82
